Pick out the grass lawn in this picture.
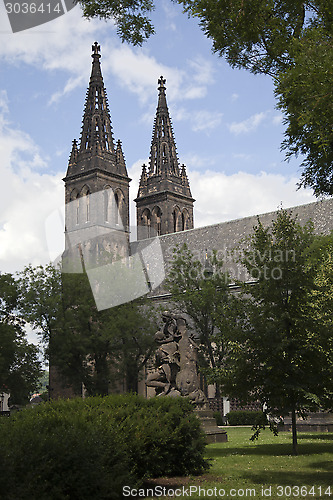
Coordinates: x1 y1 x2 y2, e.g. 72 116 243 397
144 428 333 499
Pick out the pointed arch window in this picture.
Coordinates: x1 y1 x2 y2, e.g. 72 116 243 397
181 209 190 231
114 192 119 225
76 194 80 225
173 206 181 233
81 185 91 223
152 206 162 236
141 208 151 238
104 187 111 222
86 192 90 222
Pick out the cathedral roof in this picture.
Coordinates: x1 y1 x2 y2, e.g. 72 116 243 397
131 198 333 291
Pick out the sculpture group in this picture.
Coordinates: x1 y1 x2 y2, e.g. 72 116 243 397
146 312 207 405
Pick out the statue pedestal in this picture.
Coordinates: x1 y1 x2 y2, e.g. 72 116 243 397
195 408 228 443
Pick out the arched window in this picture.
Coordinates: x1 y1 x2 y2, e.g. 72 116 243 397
76 194 80 225
152 206 162 236
104 186 111 222
141 208 151 238
81 185 91 223
114 192 119 225
182 209 190 230
173 206 181 232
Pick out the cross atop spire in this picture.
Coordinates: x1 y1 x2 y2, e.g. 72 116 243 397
158 76 166 91
92 41 100 56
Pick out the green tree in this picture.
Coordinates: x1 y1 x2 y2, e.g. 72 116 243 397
0 273 42 405
18 264 63 350
306 232 333 408
216 210 332 455
76 0 333 195
18 265 156 396
276 28 333 196
76 0 155 45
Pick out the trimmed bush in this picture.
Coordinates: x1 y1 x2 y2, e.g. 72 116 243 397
213 411 224 426
0 397 133 500
226 410 267 426
0 394 208 500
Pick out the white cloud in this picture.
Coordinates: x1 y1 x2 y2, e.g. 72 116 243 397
0 98 63 273
229 111 268 135
171 106 222 132
128 159 316 236
187 57 215 86
191 110 223 132
0 6 217 114
272 113 283 126
189 169 316 228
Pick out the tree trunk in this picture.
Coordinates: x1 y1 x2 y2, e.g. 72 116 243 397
291 408 298 456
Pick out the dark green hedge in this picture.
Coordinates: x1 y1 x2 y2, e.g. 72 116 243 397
213 411 224 426
0 394 208 500
226 410 267 426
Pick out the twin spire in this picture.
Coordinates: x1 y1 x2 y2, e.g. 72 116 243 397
65 42 127 180
137 75 192 199
65 43 194 238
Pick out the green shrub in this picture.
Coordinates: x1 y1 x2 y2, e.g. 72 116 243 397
0 397 133 500
129 396 208 478
226 410 267 426
213 411 224 426
0 394 208 499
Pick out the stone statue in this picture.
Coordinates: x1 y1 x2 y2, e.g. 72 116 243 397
146 312 207 404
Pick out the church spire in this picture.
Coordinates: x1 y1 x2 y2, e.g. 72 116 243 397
135 76 194 239
79 42 115 154
63 42 130 236
64 42 128 181
147 76 180 178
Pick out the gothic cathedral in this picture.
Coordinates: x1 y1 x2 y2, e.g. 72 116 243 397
63 42 194 254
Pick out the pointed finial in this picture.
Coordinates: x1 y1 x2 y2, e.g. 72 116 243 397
158 76 166 92
116 140 125 163
92 42 101 57
69 139 78 165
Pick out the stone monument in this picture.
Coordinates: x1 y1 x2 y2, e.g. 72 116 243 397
146 312 227 443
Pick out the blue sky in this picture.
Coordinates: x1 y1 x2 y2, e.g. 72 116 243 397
0 0 317 273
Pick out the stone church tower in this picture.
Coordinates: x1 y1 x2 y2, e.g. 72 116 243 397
63 43 131 270
135 77 194 240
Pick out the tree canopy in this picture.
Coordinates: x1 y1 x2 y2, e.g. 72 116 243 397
165 244 236 391
215 210 332 454
18 265 157 396
0 273 42 405
76 0 333 196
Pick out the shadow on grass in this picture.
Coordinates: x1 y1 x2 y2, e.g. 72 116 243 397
298 433 333 441
242 469 332 488
206 441 333 458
